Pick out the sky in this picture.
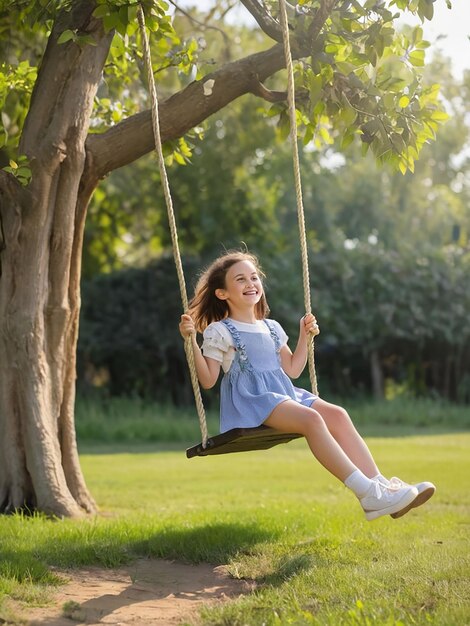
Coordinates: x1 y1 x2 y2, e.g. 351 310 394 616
406 0 470 78
178 0 470 79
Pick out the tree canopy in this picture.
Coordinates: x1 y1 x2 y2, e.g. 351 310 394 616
1 0 449 180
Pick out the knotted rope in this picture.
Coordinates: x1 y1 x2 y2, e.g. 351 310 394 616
278 0 318 395
137 6 208 446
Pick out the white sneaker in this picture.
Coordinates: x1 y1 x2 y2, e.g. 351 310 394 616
360 480 419 521
386 477 436 519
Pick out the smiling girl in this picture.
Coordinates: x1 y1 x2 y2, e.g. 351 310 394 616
179 250 435 521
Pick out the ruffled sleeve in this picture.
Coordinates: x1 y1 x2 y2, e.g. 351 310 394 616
202 322 233 363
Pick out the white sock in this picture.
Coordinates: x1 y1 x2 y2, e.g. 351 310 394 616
373 473 389 485
344 469 374 498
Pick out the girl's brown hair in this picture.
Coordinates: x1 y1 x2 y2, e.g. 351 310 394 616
188 251 269 332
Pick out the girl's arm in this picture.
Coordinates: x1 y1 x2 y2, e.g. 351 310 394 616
179 314 221 389
280 313 319 379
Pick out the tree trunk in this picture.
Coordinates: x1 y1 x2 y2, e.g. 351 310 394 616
0 1 111 516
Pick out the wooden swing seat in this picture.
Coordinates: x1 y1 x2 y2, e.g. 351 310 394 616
186 425 303 458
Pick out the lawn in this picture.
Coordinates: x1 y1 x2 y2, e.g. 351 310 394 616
0 430 469 624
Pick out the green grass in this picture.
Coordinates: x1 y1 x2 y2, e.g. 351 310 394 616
1 429 469 625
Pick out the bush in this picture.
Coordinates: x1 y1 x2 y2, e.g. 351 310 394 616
78 255 203 404
78 246 470 403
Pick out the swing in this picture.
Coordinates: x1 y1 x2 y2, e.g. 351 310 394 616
137 1 317 457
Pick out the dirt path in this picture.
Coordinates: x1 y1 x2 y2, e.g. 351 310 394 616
27 558 252 625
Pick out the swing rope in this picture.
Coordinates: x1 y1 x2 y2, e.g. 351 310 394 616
137 5 208 447
136 0 317 450
278 0 318 395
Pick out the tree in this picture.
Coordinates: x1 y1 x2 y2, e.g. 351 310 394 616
0 0 448 516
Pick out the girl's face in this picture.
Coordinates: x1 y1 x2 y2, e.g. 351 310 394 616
215 259 263 311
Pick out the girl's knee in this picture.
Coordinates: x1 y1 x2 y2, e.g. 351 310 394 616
328 406 354 434
336 406 352 425
303 408 327 435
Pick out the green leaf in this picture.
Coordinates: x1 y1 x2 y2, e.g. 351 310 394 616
399 95 410 108
430 110 449 121
92 5 109 19
339 104 357 126
174 151 186 165
325 44 339 55
303 125 314 145
57 29 76 44
77 34 97 47
409 50 425 67
309 74 323 107
412 26 423 45
103 12 119 33
362 118 380 136
319 125 334 144
336 62 357 75
266 104 284 119
418 0 434 20
278 113 291 141
341 132 354 150
128 5 138 23
119 5 129 27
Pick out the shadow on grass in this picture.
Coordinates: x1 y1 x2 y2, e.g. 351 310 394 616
257 553 315 586
133 521 281 564
0 521 283 577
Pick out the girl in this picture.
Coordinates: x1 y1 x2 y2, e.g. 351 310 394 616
179 251 435 521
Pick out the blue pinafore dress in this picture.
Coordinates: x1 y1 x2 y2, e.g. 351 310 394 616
219 318 317 433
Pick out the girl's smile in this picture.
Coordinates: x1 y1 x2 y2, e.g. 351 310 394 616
215 260 263 318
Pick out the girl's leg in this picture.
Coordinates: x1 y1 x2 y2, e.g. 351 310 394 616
265 400 420 520
312 398 380 478
264 400 358 481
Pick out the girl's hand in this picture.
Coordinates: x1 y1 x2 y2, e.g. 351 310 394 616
179 313 196 339
300 313 320 339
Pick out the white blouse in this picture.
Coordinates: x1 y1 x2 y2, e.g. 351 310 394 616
202 318 288 372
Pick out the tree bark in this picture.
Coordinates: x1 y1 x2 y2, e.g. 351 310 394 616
0 0 112 516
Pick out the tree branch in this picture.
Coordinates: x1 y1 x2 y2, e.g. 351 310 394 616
249 81 287 102
86 0 335 181
87 43 288 179
239 0 283 42
308 0 340 40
